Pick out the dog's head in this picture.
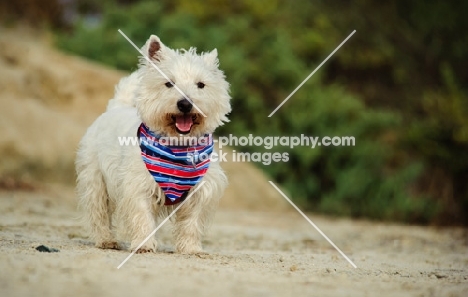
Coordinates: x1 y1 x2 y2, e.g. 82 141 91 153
135 35 231 138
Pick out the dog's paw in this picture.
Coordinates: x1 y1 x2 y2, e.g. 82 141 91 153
135 247 155 254
131 239 158 253
96 241 121 250
176 244 203 254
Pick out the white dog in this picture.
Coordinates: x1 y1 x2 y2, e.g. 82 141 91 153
76 35 231 254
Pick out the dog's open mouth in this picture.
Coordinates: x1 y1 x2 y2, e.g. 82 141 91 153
170 113 199 134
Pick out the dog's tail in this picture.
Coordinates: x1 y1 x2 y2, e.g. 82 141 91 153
106 71 139 110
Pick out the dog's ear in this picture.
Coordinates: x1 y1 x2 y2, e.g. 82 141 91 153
144 35 163 61
203 49 219 67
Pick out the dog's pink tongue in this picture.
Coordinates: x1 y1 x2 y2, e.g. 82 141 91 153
175 114 193 133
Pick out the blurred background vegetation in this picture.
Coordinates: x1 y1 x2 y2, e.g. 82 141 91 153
2 0 467 225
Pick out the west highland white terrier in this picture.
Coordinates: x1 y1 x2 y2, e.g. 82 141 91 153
76 35 231 254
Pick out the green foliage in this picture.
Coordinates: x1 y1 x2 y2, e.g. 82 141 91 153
55 0 468 224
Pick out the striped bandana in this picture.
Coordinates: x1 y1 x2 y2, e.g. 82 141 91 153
138 123 213 205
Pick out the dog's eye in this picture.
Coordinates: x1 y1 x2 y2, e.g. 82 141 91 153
197 82 205 89
165 81 174 88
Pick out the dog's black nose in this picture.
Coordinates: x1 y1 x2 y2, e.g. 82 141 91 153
177 99 193 113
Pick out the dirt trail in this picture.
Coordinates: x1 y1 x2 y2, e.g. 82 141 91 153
0 187 466 297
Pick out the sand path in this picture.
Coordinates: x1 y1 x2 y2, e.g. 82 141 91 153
1 187 466 297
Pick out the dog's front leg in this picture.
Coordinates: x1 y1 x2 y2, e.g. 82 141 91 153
173 196 204 254
120 186 159 253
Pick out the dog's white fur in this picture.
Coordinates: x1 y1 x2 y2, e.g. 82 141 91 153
76 35 231 254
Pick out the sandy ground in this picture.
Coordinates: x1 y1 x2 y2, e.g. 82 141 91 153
0 186 467 297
